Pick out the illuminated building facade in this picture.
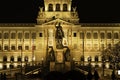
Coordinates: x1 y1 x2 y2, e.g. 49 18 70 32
0 0 120 69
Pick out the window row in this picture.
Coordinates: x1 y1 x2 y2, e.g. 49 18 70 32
3 56 29 62
48 4 68 11
73 32 119 39
0 45 36 51
80 55 110 62
0 32 43 39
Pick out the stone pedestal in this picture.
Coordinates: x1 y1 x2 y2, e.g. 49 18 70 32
50 62 55 71
65 61 71 71
55 49 64 63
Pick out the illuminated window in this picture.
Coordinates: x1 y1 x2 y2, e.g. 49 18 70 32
114 32 118 39
11 33 16 39
88 56 92 62
24 56 28 62
93 32 98 39
25 33 29 39
107 32 112 39
56 4 60 11
32 33 36 39
48 4 53 11
86 32 91 39
63 4 67 11
100 33 105 39
4 32 9 39
18 33 22 39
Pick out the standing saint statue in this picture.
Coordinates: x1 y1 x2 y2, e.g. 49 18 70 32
55 23 64 49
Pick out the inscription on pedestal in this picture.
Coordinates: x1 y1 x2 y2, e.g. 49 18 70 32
55 49 64 63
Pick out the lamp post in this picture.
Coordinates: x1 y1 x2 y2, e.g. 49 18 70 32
82 31 85 66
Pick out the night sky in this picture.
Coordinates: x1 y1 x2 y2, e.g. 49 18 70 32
0 0 120 23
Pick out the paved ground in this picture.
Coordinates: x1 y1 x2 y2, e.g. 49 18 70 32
6 67 120 80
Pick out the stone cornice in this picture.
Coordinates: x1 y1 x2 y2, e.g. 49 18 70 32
0 23 36 27
80 23 120 27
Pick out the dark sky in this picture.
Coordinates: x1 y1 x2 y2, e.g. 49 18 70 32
0 0 120 23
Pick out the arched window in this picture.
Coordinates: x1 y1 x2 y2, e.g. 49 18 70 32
107 32 112 39
24 56 28 62
3 64 7 69
86 32 91 39
63 4 67 11
48 4 53 11
95 56 98 62
100 32 105 39
9 64 14 69
56 4 60 11
114 32 118 39
17 56 21 62
87 56 92 62
10 56 14 62
93 32 98 39
3 56 7 62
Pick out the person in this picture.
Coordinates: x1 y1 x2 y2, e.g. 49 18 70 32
86 70 93 80
111 70 116 80
93 69 100 80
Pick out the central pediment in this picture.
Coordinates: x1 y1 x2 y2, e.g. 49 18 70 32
42 18 74 25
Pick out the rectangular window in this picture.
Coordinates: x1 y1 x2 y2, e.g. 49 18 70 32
18 46 22 50
32 33 36 39
4 46 9 50
39 33 43 37
73 33 77 37
11 33 16 39
25 46 29 50
25 33 29 39
11 46 15 50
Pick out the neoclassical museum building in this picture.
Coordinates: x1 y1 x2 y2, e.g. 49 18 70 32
0 0 120 70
